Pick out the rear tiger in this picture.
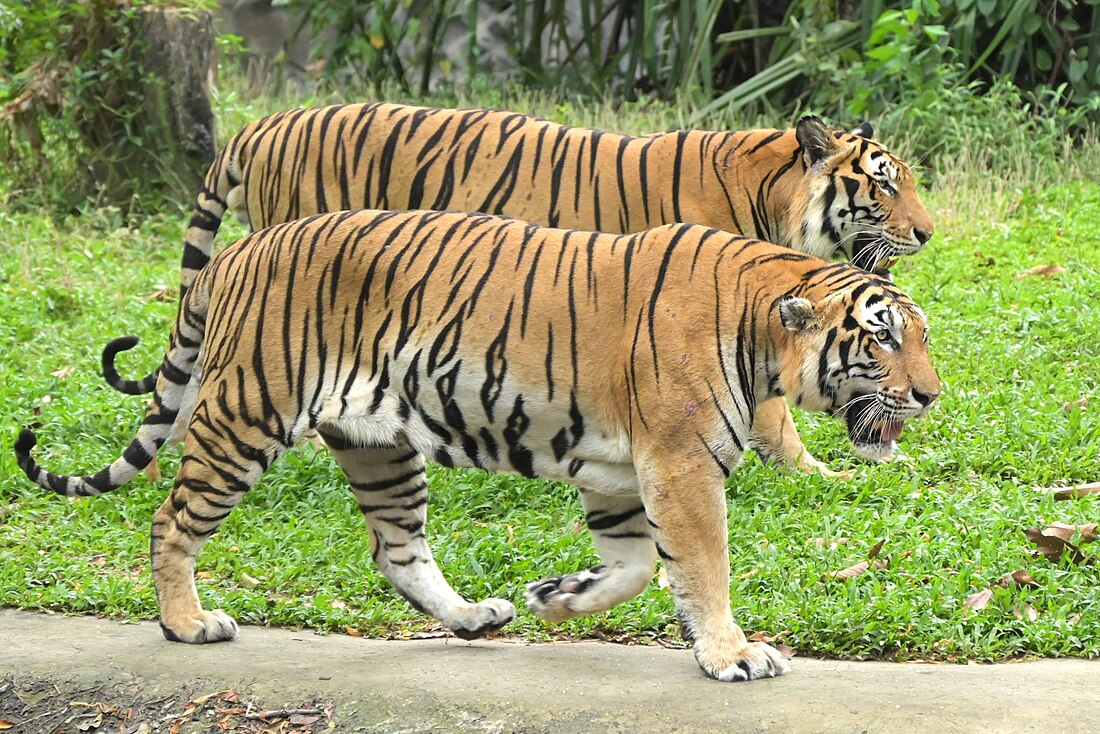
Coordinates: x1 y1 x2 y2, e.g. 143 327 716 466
17 209 940 681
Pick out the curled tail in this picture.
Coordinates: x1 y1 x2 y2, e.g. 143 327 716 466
17 281 209 497
101 132 243 396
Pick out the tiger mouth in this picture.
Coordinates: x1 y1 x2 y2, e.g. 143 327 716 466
850 233 906 271
843 398 905 449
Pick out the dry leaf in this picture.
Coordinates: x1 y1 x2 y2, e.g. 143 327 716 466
344 626 362 637
748 630 790 643
1016 264 1066 279
868 539 886 559
0 721 13 730
51 365 75 380
144 286 172 301
195 571 212 580
973 251 995 267
1062 396 1090 412
1024 522 1097 564
1038 482 1100 500
776 643 796 658
963 588 994 612
329 599 347 609
821 560 870 582
289 714 321 726
239 572 260 589
737 568 760 581
1013 604 1040 622
1068 613 1083 626
656 566 669 590
994 570 1040 589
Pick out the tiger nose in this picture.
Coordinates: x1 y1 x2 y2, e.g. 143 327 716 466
911 387 939 407
912 226 933 245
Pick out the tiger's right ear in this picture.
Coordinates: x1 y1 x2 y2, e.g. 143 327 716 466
776 295 819 333
795 116 839 168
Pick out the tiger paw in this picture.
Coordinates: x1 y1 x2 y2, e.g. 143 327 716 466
449 598 516 640
525 565 608 623
694 641 791 682
159 609 239 644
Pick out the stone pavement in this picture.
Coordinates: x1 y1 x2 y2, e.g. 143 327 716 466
1 609 1097 733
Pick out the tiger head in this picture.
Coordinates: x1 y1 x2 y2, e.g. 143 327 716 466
790 117 934 272
774 270 942 460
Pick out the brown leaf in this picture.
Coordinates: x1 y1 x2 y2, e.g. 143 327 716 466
329 599 347 609
994 569 1039 588
1038 482 1100 500
195 571 212 580
748 630 790 643
344 626 362 637
144 286 172 301
776 643 796 659
868 539 886 559
963 588 994 612
1016 264 1066 279
0 721 13 730
821 560 870 582
1013 604 1040 622
737 568 760 581
289 714 320 725
1062 396 1090 412
1068 613 1083 626
656 566 669 590
51 365 76 380
1024 523 1097 564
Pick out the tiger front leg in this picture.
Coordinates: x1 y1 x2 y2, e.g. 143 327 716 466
750 397 854 479
150 427 278 643
639 459 790 682
525 490 657 622
323 431 515 640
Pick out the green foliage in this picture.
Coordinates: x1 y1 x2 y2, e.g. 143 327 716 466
0 0 215 212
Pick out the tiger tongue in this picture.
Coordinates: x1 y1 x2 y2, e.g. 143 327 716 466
878 421 904 442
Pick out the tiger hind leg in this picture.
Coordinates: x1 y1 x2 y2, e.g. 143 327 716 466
320 427 515 640
525 490 657 623
151 423 286 644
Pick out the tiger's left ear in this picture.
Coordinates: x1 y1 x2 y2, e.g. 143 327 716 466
776 295 819 333
850 121 875 139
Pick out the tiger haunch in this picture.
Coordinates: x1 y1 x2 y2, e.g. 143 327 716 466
22 210 941 679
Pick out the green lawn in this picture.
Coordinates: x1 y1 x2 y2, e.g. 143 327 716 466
1 158 1099 660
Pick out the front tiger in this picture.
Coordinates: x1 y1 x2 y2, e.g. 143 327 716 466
104 102 936 476
17 211 941 682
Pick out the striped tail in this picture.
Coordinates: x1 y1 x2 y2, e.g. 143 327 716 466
101 133 241 396
17 281 209 497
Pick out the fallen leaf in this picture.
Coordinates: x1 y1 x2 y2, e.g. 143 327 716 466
195 571 212 580
994 570 1039 589
144 286 172 301
51 365 75 380
868 539 886 559
821 560 870 582
1062 396 1090 412
748 630 790 643
89 554 106 567
737 568 760 581
1024 522 1097 564
973 250 995 267
189 689 238 706
776 643 797 659
656 566 669 590
344 626 362 637
289 714 320 725
0 721 13 730
1016 263 1066 279
1013 604 1040 622
1038 482 1100 500
329 599 347 609
963 588 994 612
239 572 260 589
1069 613 1083 626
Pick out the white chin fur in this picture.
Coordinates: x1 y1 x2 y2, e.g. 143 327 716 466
853 440 896 461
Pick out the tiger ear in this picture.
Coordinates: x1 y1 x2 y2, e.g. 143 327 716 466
850 121 875 139
776 295 819 333
795 116 839 168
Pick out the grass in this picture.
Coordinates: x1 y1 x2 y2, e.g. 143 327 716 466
1 92 1099 661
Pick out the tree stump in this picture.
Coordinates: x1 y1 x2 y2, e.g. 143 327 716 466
77 4 217 204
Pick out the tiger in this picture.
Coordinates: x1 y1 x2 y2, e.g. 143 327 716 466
103 102 936 474
18 209 941 682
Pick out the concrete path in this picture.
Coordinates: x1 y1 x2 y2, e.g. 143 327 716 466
1 609 1097 733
